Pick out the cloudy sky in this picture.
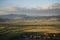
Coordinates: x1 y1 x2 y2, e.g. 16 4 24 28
0 0 60 16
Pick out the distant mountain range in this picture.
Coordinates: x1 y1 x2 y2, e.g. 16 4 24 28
0 14 60 19
0 14 60 22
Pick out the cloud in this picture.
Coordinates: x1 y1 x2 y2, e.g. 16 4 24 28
0 3 60 16
0 10 4 13
0 4 17 15
36 3 60 10
0 8 5 14
5 4 17 12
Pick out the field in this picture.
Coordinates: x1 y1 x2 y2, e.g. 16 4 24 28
0 19 60 40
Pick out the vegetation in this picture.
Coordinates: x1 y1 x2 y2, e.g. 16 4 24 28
0 18 60 40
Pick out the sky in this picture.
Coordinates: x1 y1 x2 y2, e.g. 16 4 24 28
0 0 60 8
0 0 60 16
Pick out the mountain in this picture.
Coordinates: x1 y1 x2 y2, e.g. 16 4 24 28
0 14 27 19
0 14 60 19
